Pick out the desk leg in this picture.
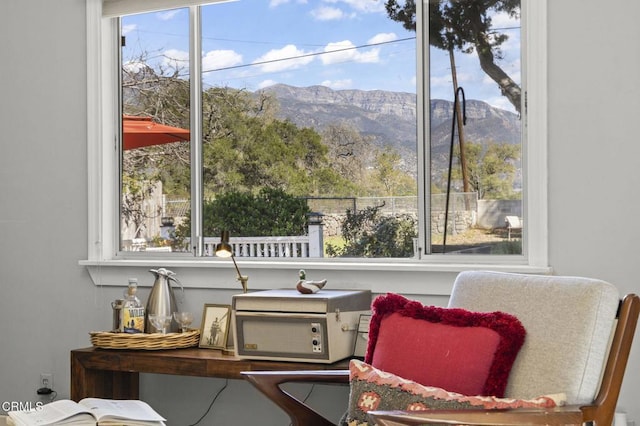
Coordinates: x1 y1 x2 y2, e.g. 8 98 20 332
71 353 139 401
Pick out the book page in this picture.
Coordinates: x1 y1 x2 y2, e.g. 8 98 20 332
96 421 165 426
78 399 165 423
8 400 94 425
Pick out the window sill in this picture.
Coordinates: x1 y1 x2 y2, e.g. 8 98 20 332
80 258 551 296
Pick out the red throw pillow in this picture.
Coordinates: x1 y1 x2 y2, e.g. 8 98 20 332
365 293 526 397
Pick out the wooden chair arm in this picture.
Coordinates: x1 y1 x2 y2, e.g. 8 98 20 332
367 405 586 426
242 370 349 426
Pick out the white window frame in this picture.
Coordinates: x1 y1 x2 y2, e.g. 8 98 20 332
82 0 550 294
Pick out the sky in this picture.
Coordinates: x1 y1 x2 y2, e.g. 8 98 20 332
122 0 521 112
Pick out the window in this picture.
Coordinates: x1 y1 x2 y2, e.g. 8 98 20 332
86 0 547 276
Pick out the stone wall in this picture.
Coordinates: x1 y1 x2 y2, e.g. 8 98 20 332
320 210 476 237
430 210 476 235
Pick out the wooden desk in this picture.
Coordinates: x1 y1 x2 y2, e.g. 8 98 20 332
70 347 349 401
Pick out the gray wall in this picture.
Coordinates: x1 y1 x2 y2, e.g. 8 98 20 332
477 200 523 229
1 0 640 424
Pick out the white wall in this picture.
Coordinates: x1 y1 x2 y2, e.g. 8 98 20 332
1 0 640 424
546 1 640 420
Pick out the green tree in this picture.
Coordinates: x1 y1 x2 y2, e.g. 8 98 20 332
121 173 160 239
373 147 416 196
201 87 353 197
322 123 374 190
122 64 192 197
322 123 417 197
385 0 521 113
452 141 520 199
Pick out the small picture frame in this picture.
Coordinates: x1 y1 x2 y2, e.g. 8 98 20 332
199 304 231 349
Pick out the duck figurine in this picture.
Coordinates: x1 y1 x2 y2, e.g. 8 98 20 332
296 269 327 294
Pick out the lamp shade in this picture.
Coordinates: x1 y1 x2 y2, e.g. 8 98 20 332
215 231 233 257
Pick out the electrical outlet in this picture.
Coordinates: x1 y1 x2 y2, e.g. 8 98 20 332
40 373 53 390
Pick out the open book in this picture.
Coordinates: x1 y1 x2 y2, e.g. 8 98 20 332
8 398 166 426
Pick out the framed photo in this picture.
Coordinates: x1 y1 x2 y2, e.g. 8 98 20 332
199 304 231 349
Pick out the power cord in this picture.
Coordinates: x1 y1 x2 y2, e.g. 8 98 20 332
301 384 315 404
187 379 228 426
288 384 316 426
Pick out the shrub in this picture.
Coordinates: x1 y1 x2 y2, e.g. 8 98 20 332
176 187 310 240
326 204 417 258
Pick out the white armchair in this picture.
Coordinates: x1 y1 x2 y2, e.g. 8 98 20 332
244 271 639 426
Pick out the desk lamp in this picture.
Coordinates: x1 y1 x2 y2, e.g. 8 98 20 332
215 231 249 293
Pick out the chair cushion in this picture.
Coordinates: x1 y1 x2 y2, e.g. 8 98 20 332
341 359 565 426
365 293 526 396
447 271 620 404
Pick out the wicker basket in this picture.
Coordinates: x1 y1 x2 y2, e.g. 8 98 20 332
90 329 200 350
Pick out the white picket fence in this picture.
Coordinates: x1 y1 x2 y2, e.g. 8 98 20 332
203 236 316 258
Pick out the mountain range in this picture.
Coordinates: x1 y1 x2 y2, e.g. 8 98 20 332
259 83 521 173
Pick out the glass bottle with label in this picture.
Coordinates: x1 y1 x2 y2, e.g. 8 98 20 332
120 278 145 333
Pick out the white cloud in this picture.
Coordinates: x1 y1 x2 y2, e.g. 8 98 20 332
487 95 516 113
253 44 315 73
320 40 380 65
354 47 380 63
368 32 398 45
257 79 279 89
322 0 385 14
311 0 385 21
490 11 519 28
430 74 452 89
162 49 189 71
202 49 243 72
431 71 478 96
455 72 475 85
122 24 136 36
156 9 182 21
321 79 353 90
270 0 308 7
311 6 349 20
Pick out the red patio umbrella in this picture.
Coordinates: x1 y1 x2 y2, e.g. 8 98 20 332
123 115 190 150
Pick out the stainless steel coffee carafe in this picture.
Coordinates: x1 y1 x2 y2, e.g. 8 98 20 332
145 268 183 333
